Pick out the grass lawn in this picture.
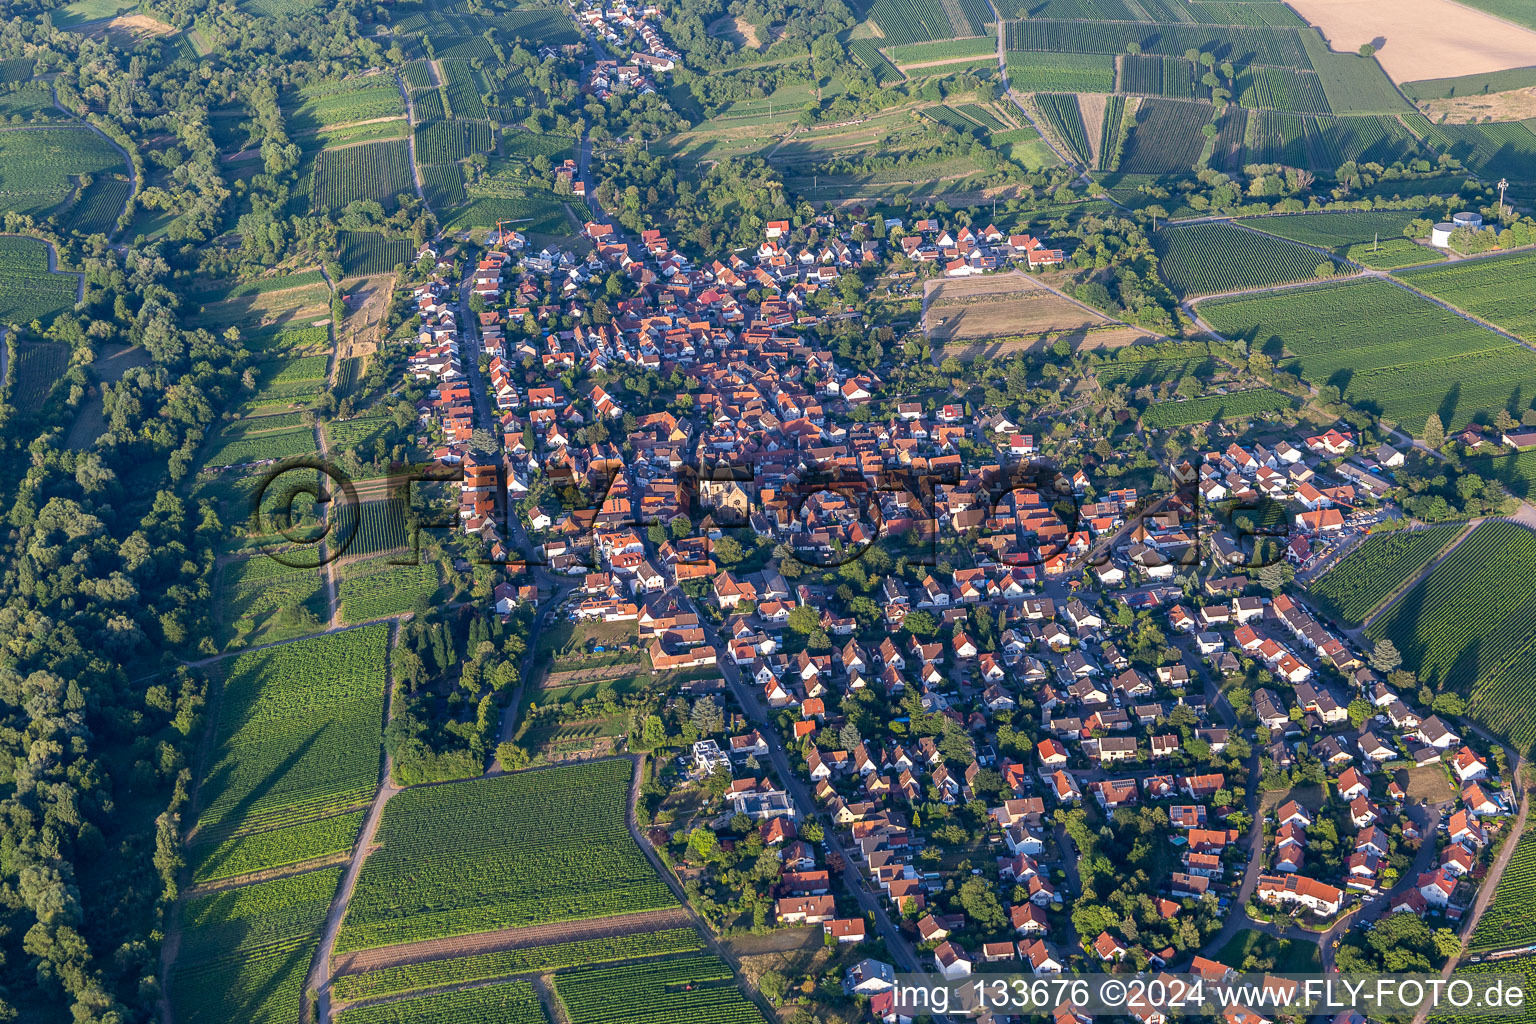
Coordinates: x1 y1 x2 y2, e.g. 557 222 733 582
1213 931 1320 973
1261 783 1325 814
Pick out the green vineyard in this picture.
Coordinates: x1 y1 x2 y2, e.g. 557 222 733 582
191 625 388 851
1034 93 1090 164
336 760 677 952
1468 832 1536 953
1306 523 1465 626
1155 222 1339 296
1398 250 1536 344
312 139 415 212
1367 521 1536 754
555 956 764 1024
172 867 343 1024
1198 278 1536 433
332 929 706 1003
1139 387 1294 427
338 231 414 276
0 235 78 324
337 979 548 1024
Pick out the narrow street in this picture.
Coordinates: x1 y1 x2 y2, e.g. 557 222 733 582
454 262 497 435
690 609 936 984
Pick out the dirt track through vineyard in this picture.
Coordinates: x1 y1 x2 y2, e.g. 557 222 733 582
329 906 695 976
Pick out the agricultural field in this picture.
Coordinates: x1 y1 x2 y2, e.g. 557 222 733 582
0 125 125 218
332 929 705 1003
1344 237 1443 270
0 236 78 324
1468 831 1536 953
311 139 415 213
189 625 388 863
335 354 364 397
1116 98 1213 175
285 76 405 131
555 956 764 1024
0 81 64 122
203 424 318 468
1139 387 1294 427
927 273 1112 343
1367 521 1536 754
1196 278 1536 433
332 498 410 558
887 36 995 64
1298 33 1412 115
421 162 466 209
411 86 447 122
1119 55 1195 98
1469 448 1536 500
337 557 442 621
501 131 577 162
415 119 494 164
336 760 677 952
338 231 413 276
60 173 132 235
1095 353 1217 388
402 60 434 89
242 353 330 409
1243 108 1308 167
444 193 568 236
191 809 366 885
1397 250 1536 343
1305 114 1422 169
1034 93 1090 164
8 339 70 414
1154 222 1340 296
1429 956 1536 1024
1003 51 1115 93
172 866 343 1024
1237 211 1425 250
1005 20 1314 67
50 0 136 27
324 413 395 452
337 980 548 1024
1402 115 1536 180
847 39 902 84
440 59 488 119
1097 94 1127 170
867 0 987 45
1233 65 1329 114
1306 522 1466 626
1403 66 1536 101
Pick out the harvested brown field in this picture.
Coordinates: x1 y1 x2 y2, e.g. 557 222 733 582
82 13 176 44
1422 87 1536 122
927 272 1107 336
707 14 760 48
1288 0 1536 82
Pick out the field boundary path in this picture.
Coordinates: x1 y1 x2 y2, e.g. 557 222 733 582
306 618 403 1024
985 0 1078 174
1357 518 1482 631
1410 783 1528 1024
395 71 429 209
314 274 343 628
329 906 695 977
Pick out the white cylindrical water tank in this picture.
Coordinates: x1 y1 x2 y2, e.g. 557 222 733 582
1432 223 1455 247
1452 211 1483 229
